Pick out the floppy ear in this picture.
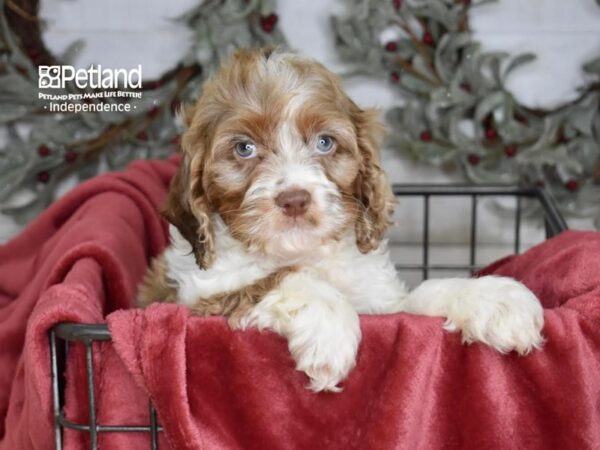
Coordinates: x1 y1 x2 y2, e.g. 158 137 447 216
352 107 396 253
161 105 215 269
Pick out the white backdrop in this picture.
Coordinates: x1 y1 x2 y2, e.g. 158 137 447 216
0 0 598 249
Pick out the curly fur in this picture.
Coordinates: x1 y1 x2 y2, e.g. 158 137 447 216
139 48 545 392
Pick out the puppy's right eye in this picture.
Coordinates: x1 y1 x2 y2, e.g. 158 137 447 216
235 142 257 159
315 135 335 154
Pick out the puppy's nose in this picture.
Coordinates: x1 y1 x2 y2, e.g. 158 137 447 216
275 189 311 217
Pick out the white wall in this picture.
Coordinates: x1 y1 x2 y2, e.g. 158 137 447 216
1 0 598 248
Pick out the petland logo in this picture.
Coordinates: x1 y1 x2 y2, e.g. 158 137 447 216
38 65 143 113
38 65 142 89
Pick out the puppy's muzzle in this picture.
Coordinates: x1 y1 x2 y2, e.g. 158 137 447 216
275 189 311 218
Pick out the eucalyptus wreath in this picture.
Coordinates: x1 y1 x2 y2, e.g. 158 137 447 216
0 0 285 222
333 0 600 227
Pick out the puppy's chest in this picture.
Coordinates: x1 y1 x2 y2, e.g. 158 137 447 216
164 242 275 306
166 236 389 305
308 250 381 297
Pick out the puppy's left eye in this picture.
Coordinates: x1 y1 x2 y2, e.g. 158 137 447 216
315 135 335 154
235 141 257 159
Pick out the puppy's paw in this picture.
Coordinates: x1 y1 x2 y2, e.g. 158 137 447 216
444 276 544 355
240 272 361 392
288 316 360 392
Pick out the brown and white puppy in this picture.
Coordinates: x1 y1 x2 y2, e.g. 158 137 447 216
138 48 544 392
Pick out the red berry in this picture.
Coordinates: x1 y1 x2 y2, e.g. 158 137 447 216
145 80 162 90
37 171 50 183
504 144 517 157
566 180 579 192
16 65 28 75
390 71 400 83
422 32 434 45
260 14 278 33
65 151 78 163
392 0 402 9
147 106 161 119
261 21 274 33
27 46 40 58
467 154 481 165
460 83 472 92
27 47 43 65
385 41 398 52
136 131 148 141
485 127 498 140
37 145 50 157
420 130 432 142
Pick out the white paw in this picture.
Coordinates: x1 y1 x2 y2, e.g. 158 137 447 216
240 272 361 392
287 308 360 392
443 276 544 354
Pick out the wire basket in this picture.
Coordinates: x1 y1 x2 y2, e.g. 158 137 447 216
49 184 568 450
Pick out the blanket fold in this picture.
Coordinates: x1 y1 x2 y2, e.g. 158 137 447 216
0 157 178 450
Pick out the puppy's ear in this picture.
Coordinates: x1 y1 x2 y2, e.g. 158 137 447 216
162 106 215 269
352 107 396 253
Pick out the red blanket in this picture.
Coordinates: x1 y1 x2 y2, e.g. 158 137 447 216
0 157 177 449
1 157 600 450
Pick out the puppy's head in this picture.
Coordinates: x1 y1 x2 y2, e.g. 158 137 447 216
163 48 395 267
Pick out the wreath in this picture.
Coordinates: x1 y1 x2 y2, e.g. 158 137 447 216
333 0 600 227
2 0 599 228
0 0 285 222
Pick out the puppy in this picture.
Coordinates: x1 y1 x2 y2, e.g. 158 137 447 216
138 48 544 392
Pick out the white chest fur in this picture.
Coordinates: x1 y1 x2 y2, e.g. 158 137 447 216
163 220 407 311
164 222 277 306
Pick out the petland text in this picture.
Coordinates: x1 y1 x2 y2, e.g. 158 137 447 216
38 65 142 90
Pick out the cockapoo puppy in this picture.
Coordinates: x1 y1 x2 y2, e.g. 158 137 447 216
138 48 543 392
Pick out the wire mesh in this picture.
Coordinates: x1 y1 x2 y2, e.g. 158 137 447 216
391 185 567 280
50 324 164 449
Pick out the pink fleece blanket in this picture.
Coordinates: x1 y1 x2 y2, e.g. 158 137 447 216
1 157 600 450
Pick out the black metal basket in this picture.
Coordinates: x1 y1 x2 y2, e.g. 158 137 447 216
49 184 568 450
